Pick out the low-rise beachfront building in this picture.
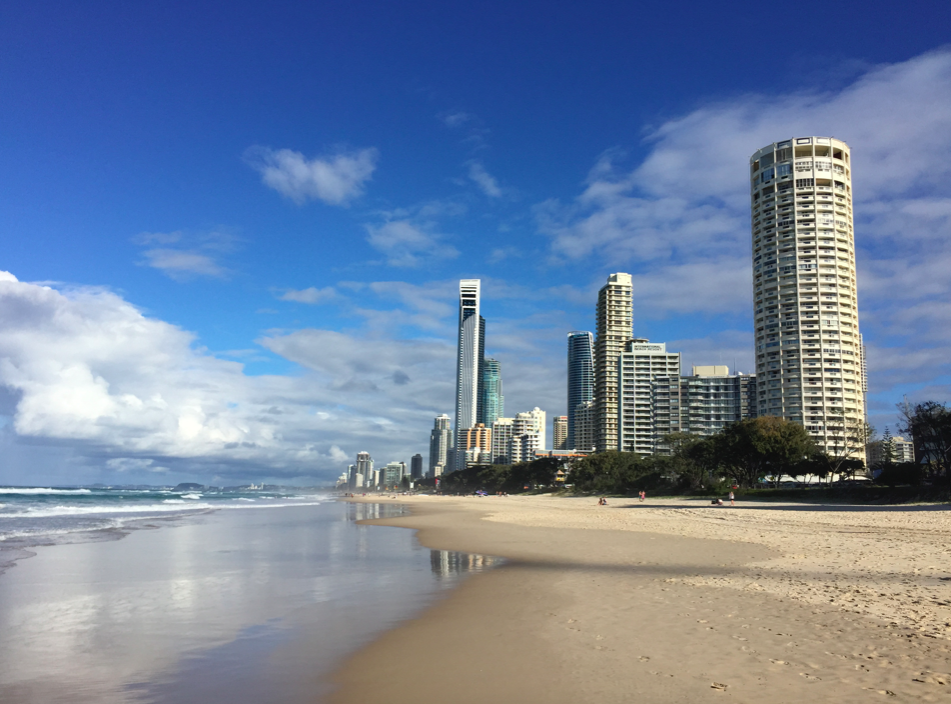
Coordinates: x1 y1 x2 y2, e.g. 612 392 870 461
867 435 916 468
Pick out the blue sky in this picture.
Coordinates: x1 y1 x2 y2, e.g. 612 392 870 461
1 0 950 485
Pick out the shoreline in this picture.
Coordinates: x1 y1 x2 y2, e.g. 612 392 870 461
329 495 951 703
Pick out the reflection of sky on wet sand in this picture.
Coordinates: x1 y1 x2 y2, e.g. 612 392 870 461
0 502 498 704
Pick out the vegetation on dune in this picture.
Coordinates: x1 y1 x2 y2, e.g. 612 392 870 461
425 404 951 503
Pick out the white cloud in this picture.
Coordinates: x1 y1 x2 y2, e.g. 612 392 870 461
468 161 502 198
365 220 459 267
140 249 228 279
134 230 239 280
106 457 168 473
278 287 337 304
246 146 378 205
440 111 472 128
0 271 460 483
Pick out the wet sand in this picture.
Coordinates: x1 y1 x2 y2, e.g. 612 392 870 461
0 502 491 704
331 495 951 703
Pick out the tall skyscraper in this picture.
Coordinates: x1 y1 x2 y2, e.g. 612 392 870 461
567 331 594 450
454 279 486 469
429 414 452 476
595 273 633 452
410 453 423 479
750 137 864 457
553 416 568 450
482 358 504 427
618 339 681 455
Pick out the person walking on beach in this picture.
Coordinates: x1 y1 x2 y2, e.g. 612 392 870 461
729 491 735 507
639 490 645 502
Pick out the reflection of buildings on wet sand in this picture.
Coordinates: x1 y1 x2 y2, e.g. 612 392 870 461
430 549 501 578
348 502 407 522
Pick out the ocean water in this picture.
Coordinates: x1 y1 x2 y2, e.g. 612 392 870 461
0 494 499 703
0 486 326 556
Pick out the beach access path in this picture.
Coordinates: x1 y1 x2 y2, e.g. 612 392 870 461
330 494 951 703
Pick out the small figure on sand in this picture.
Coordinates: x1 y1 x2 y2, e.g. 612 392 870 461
711 498 724 506
729 491 735 506
638 490 645 502
598 496 608 506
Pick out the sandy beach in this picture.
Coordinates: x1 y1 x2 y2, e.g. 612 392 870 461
331 495 951 703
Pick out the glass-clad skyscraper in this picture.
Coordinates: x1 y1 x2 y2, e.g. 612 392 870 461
567 331 594 450
482 358 503 427
454 280 485 469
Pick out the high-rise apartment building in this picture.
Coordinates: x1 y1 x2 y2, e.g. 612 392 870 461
553 416 568 450
381 461 405 489
567 331 594 450
482 358 504 427
410 453 423 479
463 423 492 466
618 340 680 455
750 137 865 457
490 417 514 464
346 464 361 490
429 414 452 476
595 274 633 452
355 451 373 488
454 280 486 469
574 400 596 452
652 367 757 447
506 408 543 463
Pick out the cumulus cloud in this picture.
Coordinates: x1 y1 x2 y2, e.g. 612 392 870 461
246 146 378 205
0 272 456 483
365 220 459 267
277 286 337 304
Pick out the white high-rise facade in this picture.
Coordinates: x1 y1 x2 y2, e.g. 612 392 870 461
750 137 865 457
490 417 514 464
595 273 633 452
618 340 681 455
454 279 485 469
429 414 452 476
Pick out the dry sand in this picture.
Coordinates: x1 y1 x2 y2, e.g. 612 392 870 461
329 495 951 703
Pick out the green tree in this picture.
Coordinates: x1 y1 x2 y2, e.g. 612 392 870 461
716 416 817 488
899 400 951 486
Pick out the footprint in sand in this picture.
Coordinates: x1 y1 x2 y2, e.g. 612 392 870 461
800 673 821 681
769 659 788 665
639 656 650 662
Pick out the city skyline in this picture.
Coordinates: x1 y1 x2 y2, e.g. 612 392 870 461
1 3 949 484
